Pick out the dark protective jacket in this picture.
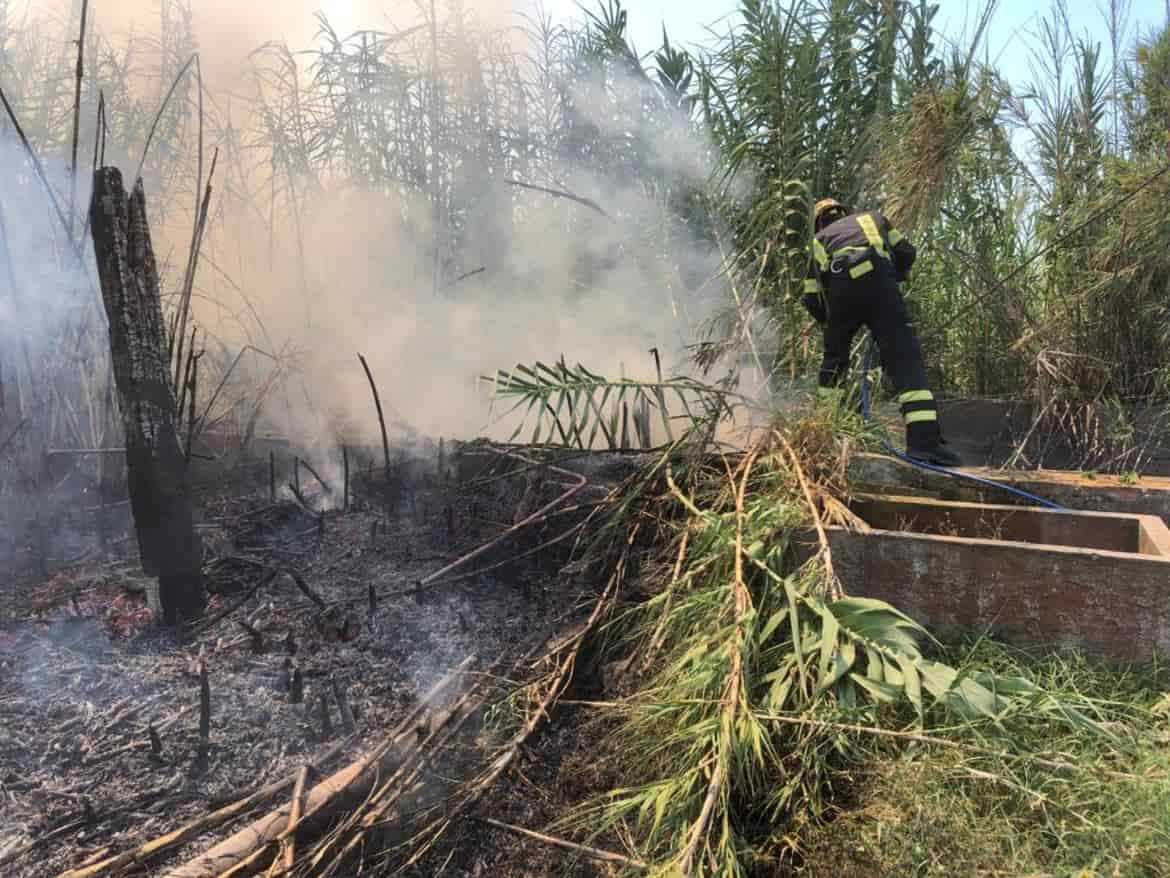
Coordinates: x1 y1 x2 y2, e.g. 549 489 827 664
802 211 916 323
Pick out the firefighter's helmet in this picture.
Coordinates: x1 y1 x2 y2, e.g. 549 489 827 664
813 198 847 230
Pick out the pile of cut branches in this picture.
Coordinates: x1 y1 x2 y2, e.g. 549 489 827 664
476 361 1121 876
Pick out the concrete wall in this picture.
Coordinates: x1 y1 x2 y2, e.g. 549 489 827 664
849 494 1157 554
823 525 1170 662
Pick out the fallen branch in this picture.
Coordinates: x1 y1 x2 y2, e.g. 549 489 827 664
188 569 276 636
505 178 610 218
408 450 588 595
400 537 625 868
679 452 757 875
279 766 310 873
476 817 647 869
282 568 327 611
300 676 493 874
779 434 841 600
162 657 474 878
296 458 333 498
55 742 344 878
285 482 323 519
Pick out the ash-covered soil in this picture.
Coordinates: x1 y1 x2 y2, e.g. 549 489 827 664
0 442 617 877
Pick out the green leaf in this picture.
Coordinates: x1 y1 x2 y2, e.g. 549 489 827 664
817 603 840 684
918 660 958 699
768 670 794 711
760 608 787 643
897 653 924 724
849 671 902 703
783 578 808 692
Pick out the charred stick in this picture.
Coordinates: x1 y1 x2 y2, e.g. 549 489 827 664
341 445 349 512
283 568 327 610
357 353 392 516
367 583 376 617
331 676 356 735
172 147 218 390
163 658 474 878
318 692 333 739
286 481 322 519
149 724 162 757
0 85 75 245
189 568 277 636
177 326 197 434
297 458 333 497
185 351 200 463
55 743 347 878
197 660 210 765
290 668 303 705
504 178 609 217
199 662 210 739
293 457 300 496
1 817 88 870
407 451 588 596
67 0 90 230
269 451 276 502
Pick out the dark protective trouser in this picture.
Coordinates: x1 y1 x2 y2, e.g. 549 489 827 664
816 271 941 450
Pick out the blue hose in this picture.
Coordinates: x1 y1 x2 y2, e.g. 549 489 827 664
858 339 1066 511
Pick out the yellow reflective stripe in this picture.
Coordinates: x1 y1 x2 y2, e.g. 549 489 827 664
904 410 938 424
803 279 820 293
897 389 934 404
848 260 873 279
856 213 889 259
888 228 905 246
812 239 829 270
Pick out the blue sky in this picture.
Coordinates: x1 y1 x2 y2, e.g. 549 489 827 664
543 0 1169 92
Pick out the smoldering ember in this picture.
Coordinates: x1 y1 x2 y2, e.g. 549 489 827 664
2 2 1170 877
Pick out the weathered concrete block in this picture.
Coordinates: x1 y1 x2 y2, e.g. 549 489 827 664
850 493 1170 556
822 494 1170 662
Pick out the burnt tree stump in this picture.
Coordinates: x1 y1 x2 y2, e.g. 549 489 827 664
90 167 204 624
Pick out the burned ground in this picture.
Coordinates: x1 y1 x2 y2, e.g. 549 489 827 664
0 441 630 877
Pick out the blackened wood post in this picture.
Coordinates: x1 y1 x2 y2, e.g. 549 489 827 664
89 167 204 624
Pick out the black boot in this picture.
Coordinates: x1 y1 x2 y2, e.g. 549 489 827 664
906 421 963 468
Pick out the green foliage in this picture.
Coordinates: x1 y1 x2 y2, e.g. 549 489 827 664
682 0 1170 411
555 400 1108 875
799 643 1170 877
484 358 740 449
1128 24 1170 155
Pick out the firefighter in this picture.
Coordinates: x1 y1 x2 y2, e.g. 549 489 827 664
802 197 961 467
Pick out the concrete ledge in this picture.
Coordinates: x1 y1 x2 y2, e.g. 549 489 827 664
851 453 1170 526
851 493 1170 556
822 521 1170 662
